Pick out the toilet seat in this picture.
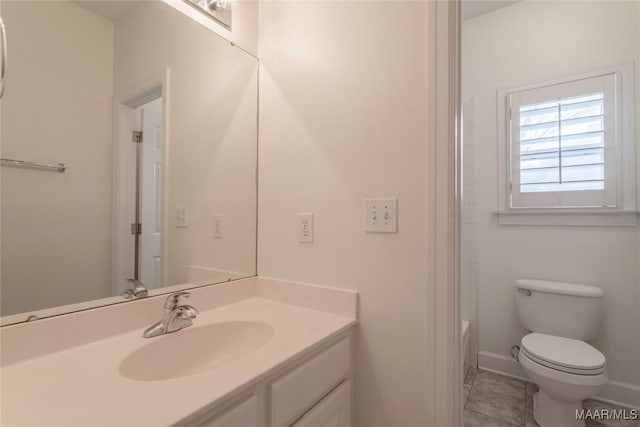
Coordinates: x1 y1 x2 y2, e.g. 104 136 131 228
521 333 606 375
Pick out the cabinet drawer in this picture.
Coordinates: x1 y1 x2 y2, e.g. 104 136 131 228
196 395 258 427
271 338 350 427
292 380 351 427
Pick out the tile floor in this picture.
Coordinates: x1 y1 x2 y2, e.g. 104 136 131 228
463 367 639 427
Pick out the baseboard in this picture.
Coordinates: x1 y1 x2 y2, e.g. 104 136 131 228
477 351 640 410
477 351 529 382
596 381 640 410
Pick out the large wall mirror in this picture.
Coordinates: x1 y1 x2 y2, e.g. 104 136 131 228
0 0 258 325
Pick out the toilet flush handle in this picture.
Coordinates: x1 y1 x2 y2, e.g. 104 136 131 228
517 288 532 296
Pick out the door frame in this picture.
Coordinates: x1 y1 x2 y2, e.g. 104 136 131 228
112 69 170 296
425 1 462 426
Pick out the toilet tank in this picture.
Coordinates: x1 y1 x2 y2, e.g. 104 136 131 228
515 279 604 341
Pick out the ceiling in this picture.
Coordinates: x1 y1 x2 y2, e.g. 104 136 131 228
463 0 520 20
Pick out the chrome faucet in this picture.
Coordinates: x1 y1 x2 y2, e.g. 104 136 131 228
143 292 199 338
122 278 149 300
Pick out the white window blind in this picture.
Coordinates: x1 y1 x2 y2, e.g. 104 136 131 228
519 93 605 193
508 73 619 209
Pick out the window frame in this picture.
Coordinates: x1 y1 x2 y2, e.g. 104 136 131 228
510 74 618 208
496 64 637 224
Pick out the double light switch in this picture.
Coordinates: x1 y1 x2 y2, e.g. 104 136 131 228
365 198 397 233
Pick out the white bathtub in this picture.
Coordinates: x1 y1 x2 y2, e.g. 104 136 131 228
462 320 470 378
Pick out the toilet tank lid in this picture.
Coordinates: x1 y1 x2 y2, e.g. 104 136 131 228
516 279 604 298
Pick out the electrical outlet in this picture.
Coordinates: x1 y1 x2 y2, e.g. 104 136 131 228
176 206 189 228
298 213 313 243
213 215 223 239
365 198 397 233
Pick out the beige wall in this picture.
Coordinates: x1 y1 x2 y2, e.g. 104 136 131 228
114 1 258 287
463 0 640 403
164 0 258 57
230 0 258 57
258 2 430 425
0 1 114 316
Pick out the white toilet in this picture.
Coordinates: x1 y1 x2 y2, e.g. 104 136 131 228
515 279 608 427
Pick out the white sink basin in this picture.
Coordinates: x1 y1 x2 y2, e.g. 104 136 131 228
119 321 274 381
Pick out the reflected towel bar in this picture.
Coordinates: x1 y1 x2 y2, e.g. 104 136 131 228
1 158 66 172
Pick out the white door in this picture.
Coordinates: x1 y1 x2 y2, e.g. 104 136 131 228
139 98 163 289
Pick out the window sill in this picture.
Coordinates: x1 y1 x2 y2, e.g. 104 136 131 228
492 209 639 227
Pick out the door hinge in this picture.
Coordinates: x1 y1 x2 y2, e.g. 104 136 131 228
132 131 143 143
131 223 142 235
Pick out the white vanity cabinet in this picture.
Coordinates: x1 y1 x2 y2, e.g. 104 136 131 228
291 380 351 427
186 334 353 427
199 395 259 427
0 280 358 427
270 337 350 426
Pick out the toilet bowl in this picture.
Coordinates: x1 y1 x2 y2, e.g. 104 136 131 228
519 333 607 427
514 279 607 427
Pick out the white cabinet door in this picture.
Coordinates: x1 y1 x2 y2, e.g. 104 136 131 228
292 380 351 427
197 395 258 427
271 338 350 427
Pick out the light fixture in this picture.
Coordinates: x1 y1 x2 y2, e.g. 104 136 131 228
185 0 232 29
208 0 232 10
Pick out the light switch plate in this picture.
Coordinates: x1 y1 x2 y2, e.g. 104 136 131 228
365 198 397 233
176 206 189 228
213 215 223 238
298 213 313 243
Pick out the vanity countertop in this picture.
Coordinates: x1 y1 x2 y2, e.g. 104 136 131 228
0 278 357 426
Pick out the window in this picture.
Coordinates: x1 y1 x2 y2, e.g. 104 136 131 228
507 73 619 209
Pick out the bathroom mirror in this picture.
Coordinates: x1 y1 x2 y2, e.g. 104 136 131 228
0 0 258 325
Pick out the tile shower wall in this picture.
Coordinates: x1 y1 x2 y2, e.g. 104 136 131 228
462 99 479 368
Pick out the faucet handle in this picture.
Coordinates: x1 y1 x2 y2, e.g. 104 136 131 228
179 304 199 318
164 291 191 309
